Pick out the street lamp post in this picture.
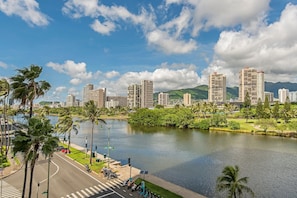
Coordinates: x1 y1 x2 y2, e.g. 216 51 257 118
47 156 51 198
85 136 88 158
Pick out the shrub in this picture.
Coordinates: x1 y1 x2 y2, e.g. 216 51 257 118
229 121 240 130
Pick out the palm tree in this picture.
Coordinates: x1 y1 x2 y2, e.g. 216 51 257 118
12 117 58 198
0 79 10 156
216 165 254 198
55 108 79 153
10 64 51 118
10 65 51 197
82 101 106 165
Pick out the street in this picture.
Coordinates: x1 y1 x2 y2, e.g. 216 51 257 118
3 152 139 198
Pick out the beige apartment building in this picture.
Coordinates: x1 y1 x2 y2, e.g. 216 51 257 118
82 84 106 108
83 84 94 105
208 72 226 103
141 80 154 108
239 67 264 105
89 88 106 108
158 92 169 106
127 84 141 109
183 93 191 106
127 80 154 109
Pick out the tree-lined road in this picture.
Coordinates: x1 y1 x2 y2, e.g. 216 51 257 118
4 152 137 198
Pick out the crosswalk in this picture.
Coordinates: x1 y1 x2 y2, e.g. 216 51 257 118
61 178 123 198
1 180 22 198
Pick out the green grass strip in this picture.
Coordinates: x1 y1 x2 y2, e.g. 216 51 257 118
59 142 105 173
135 178 183 198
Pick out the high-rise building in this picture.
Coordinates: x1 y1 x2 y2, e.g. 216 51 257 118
127 84 141 109
127 80 154 109
239 67 264 105
66 94 75 107
141 80 154 108
158 92 169 106
83 84 94 105
89 88 106 108
264 92 274 103
289 91 297 102
183 93 191 106
208 72 226 103
278 88 289 104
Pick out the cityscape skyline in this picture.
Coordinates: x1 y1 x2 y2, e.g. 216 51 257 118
1 0 297 102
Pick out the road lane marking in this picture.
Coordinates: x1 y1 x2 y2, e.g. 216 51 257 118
76 191 84 198
85 188 94 195
94 185 102 192
54 153 125 198
80 189 89 197
39 159 60 184
89 186 98 193
71 192 78 198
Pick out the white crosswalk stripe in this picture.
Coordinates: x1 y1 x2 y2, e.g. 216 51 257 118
80 189 89 197
76 191 84 198
89 186 98 194
84 188 94 195
1 181 22 198
60 179 124 198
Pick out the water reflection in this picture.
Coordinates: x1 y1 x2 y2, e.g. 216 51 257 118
56 118 297 197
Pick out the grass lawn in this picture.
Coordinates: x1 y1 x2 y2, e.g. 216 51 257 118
59 143 105 173
134 178 182 198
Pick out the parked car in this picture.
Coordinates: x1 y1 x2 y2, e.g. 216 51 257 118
56 146 64 151
61 148 71 153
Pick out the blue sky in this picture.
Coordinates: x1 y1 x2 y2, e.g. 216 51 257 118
1 0 297 102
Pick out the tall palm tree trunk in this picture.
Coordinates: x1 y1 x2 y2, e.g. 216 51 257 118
28 157 37 198
22 161 29 198
67 132 71 153
89 123 94 165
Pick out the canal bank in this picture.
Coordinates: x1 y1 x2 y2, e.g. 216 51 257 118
69 143 206 198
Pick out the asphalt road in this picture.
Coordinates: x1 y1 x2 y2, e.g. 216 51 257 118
4 152 140 198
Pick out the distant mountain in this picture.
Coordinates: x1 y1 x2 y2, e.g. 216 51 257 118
154 82 297 101
265 82 297 98
154 85 239 101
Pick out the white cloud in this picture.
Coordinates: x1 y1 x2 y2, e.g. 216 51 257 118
0 0 50 26
90 19 116 35
47 60 93 86
62 0 270 55
210 3 297 85
99 63 203 96
183 0 270 36
105 71 120 79
146 29 197 54
0 61 7 68
70 78 81 85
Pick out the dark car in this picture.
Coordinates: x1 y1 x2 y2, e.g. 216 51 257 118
56 146 64 151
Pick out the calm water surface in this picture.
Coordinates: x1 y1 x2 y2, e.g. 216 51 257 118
60 119 297 198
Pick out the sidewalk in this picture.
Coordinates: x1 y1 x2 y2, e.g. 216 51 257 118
70 143 206 198
1 152 21 179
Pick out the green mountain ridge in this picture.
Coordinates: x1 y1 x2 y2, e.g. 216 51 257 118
154 82 297 101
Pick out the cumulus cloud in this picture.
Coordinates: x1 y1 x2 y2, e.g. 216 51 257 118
105 71 120 79
62 0 270 54
99 63 203 96
0 0 50 26
209 3 297 85
46 60 92 85
90 19 116 35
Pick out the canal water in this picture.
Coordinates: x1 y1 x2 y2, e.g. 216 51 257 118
63 119 297 197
